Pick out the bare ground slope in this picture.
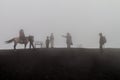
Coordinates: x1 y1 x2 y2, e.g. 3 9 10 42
0 48 120 80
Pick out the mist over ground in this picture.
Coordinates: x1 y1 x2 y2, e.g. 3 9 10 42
0 0 120 49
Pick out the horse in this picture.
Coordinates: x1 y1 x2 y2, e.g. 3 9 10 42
6 35 35 50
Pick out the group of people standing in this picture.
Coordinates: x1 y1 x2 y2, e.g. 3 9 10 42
19 29 73 48
18 29 107 52
46 33 54 48
45 32 73 48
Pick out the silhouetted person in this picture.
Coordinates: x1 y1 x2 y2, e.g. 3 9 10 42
62 33 73 48
99 33 106 53
50 33 54 48
19 29 26 42
46 36 50 48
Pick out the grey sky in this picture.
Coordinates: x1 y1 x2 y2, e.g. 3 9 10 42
0 0 120 49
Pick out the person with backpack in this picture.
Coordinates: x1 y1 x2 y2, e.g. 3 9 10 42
99 33 107 53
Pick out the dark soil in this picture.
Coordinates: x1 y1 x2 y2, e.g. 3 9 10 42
0 48 120 80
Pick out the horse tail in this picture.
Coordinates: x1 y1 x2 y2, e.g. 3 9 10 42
5 38 14 43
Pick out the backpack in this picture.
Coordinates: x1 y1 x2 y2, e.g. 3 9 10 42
102 36 107 44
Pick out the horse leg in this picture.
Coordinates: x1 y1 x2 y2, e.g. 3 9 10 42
32 43 35 49
29 42 34 49
24 43 27 49
29 42 31 49
31 42 35 49
14 43 17 50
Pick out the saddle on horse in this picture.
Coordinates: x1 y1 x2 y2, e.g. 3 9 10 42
20 37 26 43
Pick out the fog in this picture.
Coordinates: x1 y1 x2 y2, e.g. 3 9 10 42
0 0 120 49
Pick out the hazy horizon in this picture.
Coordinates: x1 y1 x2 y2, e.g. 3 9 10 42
0 0 120 49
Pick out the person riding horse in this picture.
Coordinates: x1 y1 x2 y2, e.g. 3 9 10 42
6 29 35 49
19 29 26 43
6 35 35 50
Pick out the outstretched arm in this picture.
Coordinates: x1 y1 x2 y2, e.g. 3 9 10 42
62 35 66 38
